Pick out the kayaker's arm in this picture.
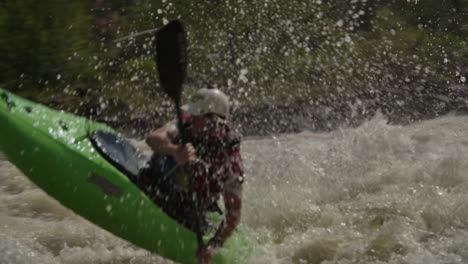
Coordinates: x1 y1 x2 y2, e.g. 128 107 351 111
197 190 242 263
145 124 195 165
146 124 178 154
214 190 242 243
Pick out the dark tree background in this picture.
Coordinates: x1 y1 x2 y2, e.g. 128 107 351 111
1 0 467 135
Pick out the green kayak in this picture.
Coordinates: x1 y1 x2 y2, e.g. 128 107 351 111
0 88 250 263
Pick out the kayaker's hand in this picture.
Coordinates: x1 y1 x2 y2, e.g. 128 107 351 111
196 241 219 264
174 143 195 165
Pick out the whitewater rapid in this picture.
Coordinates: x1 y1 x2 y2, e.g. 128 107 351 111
1 114 468 264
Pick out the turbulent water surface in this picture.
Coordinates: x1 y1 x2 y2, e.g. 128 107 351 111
1 114 468 264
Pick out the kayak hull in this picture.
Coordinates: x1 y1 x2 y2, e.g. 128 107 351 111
0 89 250 264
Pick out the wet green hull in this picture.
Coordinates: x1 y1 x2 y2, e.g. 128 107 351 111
0 89 250 263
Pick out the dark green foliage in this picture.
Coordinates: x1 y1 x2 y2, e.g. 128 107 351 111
0 0 467 118
0 0 96 92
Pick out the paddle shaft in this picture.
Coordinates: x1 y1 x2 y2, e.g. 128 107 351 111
175 100 205 250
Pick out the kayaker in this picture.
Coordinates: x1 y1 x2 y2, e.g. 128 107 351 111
142 88 244 264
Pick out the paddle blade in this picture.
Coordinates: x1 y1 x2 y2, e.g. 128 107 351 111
155 20 188 103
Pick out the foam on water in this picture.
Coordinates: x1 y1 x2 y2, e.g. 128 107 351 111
242 113 468 264
1 114 468 263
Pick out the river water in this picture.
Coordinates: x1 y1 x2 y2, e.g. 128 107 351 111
1 114 468 264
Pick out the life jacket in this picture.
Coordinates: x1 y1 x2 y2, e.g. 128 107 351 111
178 114 244 209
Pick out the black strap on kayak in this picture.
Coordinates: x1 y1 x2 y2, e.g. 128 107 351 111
1 92 14 111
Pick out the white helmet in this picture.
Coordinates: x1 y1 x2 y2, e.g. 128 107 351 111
181 88 230 118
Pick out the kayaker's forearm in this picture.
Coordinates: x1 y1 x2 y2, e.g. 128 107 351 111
212 191 242 244
213 207 241 243
146 134 178 156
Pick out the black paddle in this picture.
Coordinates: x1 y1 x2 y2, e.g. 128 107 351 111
154 20 205 251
